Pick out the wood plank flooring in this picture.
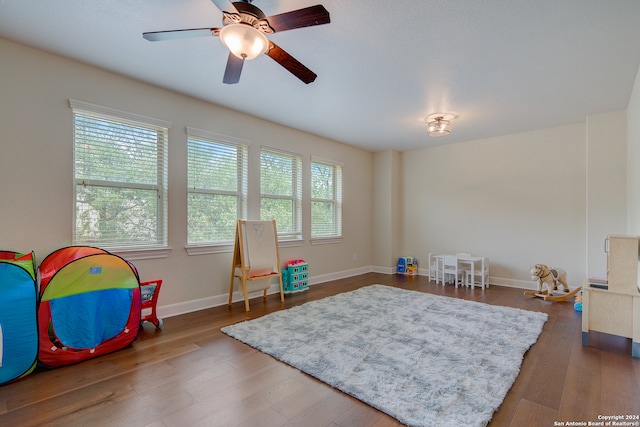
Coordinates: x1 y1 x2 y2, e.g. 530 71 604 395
1 273 639 426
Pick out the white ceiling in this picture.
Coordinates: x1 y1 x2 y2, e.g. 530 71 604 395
1 0 640 152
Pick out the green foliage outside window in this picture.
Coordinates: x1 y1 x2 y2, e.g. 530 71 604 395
73 111 168 248
311 160 342 237
260 149 301 237
187 136 247 244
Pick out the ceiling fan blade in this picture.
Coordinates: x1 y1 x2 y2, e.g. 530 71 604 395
223 52 244 84
143 28 219 41
210 0 238 13
266 5 330 33
266 42 317 84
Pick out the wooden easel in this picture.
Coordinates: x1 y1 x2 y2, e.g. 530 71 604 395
228 220 284 312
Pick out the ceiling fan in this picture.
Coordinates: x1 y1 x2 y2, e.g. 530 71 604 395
143 0 330 84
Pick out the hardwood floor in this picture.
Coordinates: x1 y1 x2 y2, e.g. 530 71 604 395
1 273 639 426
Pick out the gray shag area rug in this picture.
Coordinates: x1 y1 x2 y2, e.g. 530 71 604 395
221 284 547 427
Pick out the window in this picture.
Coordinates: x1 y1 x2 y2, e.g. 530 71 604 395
71 100 170 250
311 158 343 239
187 128 248 245
260 148 302 240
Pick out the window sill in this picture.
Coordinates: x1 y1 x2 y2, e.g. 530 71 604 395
279 239 304 248
112 247 171 261
310 237 343 245
186 243 234 255
186 238 303 255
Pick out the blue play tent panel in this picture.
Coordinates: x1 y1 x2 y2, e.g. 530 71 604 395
0 257 37 385
50 288 134 349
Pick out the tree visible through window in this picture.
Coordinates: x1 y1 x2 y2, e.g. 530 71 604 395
71 101 169 250
311 158 342 238
260 148 302 239
187 131 248 244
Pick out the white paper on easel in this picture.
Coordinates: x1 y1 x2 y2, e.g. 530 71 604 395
244 221 278 278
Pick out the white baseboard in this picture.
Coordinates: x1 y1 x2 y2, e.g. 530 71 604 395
310 266 373 284
156 265 375 319
371 265 395 274
489 277 537 290
415 267 537 291
155 266 539 319
157 294 228 319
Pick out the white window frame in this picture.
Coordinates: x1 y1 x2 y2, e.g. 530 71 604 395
311 156 343 244
260 147 302 241
70 99 170 258
186 127 248 253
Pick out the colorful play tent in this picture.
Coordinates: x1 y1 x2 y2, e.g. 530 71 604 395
38 246 141 368
0 251 38 386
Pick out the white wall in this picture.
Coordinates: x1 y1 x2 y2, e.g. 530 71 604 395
628 64 640 235
372 150 402 270
0 38 373 315
402 124 589 287
586 111 627 278
401 112 631 288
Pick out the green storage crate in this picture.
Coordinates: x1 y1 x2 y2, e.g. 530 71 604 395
285 263 308 293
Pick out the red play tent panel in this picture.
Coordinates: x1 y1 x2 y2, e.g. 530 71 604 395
38 246 141 368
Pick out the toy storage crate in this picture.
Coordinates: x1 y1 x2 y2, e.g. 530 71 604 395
284 263 308 293
140 280 163 329
397 257 418 276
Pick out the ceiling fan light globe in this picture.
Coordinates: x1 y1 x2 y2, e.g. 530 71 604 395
220 24 268 60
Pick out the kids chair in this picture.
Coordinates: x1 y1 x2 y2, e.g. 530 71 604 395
442 255 464 287
466 257 489 289
140 279 163 329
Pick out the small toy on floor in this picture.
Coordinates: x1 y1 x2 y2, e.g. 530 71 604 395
574 290 583 311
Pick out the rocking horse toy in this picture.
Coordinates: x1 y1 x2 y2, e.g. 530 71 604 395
523 264 581 301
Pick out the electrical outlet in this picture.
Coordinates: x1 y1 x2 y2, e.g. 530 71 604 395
353 253 358 262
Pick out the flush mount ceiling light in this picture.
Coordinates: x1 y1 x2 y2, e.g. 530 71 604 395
426 113 456 137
